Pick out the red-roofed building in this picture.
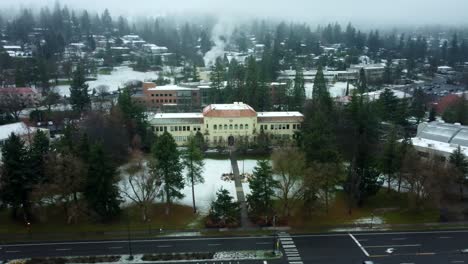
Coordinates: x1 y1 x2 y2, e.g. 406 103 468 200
0 87 41 105
435 94 466 114
149 102 303 146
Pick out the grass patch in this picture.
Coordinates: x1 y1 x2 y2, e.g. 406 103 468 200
287 189 440 229
98 67 113 75
54 79 72 86
0 203 198 238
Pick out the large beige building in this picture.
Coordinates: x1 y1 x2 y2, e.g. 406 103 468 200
149 102 303 146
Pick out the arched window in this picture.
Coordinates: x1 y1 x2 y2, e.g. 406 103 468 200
229 124 233 130
240 124 244 130
245 124 249 130
234 124 238 130
214 124 217 130
224 124 228 130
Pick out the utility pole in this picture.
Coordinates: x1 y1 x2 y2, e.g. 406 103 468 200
126 214 133 260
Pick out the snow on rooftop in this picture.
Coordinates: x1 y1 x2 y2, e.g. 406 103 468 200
153 113 203 119
257 112 303 117
0 122 37 141
148 85 196 91
411 137 468 157
365 89 411 101
209 102 253 111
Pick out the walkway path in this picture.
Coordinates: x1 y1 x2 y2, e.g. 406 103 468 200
229 147 251 228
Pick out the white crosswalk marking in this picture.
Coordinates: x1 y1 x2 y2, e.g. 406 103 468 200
278 233 303 264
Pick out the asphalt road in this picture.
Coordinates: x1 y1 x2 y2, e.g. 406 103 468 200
3 230 468 263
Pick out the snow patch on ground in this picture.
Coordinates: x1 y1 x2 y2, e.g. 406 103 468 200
119 158 258 214
330 216 388 232
56 66 160 96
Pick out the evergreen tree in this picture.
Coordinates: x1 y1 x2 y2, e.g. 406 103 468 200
245 56 259 107
246 160 278 221
312 66 331 108
152 131 184 215
29 130 50 184
380 127 398 192
69 64 90 114
209 188 240 226
199 29 212 55
377 88 398 122
344 90 381 210
293 65 306 111
182 136 205 213
302 65 336 164
117 87 149 149
357 68 367 94
84 143 121 221
429 106 437 122
209 57 225 104
0 133 32 220
450 146 468 200
411 88 427 124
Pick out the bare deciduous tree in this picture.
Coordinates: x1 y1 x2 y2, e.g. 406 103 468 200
272 147 305 217
32 153 86 224
121 151 162 222
0 93 34 120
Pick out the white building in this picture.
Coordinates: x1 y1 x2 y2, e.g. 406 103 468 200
149 102 303 146
410 121 468 162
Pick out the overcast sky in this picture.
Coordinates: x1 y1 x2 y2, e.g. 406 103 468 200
1 0 468 26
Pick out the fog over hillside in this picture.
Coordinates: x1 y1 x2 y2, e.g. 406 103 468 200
1 0 468 26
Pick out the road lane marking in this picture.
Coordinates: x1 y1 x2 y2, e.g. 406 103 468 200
366 244 421 248
282 245 297 248
6 250 20 253
349 233 370 257
4 236 273 247
255 242 270 245
157 245 172 248
108 246 123 249
208 243 221 246
55 248 71 251
440 236 452 239
6 229 468 248
451 261 464 263
392 238 407 240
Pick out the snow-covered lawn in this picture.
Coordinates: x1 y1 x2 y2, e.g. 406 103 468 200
119 158 259 214
56 66 160 96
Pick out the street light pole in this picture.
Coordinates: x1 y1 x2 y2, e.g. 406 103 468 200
126 214 133 260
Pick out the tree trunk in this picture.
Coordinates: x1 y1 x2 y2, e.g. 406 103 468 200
165 190 170 216
387 174 391 192
397 173 402 193
460 182 464 201
191 161 196 214
191 175 196 213
142 205 148 222
325 188 329 214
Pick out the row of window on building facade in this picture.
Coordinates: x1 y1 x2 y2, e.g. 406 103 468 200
213 124 250 130
153 123 302 133
150 93 174 97
153 125 202 132
151 99 177 104
259 123 301 131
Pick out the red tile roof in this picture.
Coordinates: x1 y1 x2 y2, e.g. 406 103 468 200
0 87 36 94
